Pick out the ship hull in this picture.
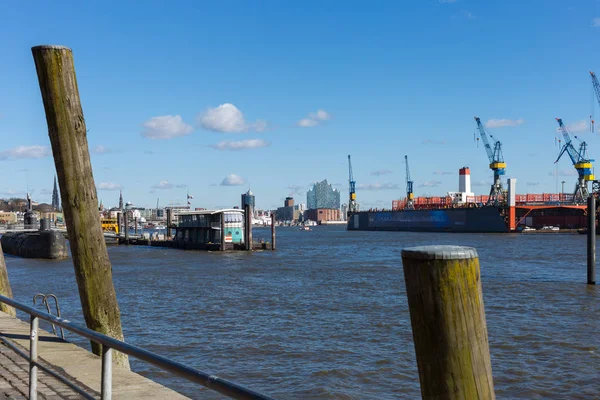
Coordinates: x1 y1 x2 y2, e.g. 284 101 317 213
347 207 509 233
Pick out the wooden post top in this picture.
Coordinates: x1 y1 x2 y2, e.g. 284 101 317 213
402 245 478 260
32 45 72 51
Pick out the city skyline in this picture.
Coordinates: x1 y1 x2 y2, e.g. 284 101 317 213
1 1 599 210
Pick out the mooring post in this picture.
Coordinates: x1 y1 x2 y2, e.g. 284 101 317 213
271 213 276 251
116 212 122 238
124 213 129 243
588 196 596 284
244 205 252 251
32 45 129 368
0 243 15 316
401 245 495 399
220 213 226 251
166 208 172 239
134 217 138 235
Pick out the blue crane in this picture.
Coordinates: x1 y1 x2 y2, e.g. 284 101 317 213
474 117 506 204
405 155 414 209
348 155 357 214
555 118 594 203
591 72 600 133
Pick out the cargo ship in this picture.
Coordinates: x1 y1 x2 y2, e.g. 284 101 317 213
348 167 589 233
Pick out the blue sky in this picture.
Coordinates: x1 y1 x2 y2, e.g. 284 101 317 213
1 0 599 210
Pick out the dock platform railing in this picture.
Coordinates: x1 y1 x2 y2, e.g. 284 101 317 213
0 294 274 400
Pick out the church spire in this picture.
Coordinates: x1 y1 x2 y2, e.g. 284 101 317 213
119 190 123 210
52 175 60 211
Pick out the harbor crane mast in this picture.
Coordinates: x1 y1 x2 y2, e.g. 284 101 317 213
348 155 357 215
591 72 600 133
474 117 506 205
405 155 414 209
555 118 595 204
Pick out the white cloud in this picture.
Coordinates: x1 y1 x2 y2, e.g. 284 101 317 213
97 182 123 191
461 10 476 19
297 109 331 128
0 145 51 160
211 139 270 151
485 118 524 128
418 180 442 188
220 174 246 186
151 180 174 190
141 115 193 139
199 103 266 133
93 145 111 154
370 169 393 176
357 183 400 190
592 17 600 27
566 120 588 133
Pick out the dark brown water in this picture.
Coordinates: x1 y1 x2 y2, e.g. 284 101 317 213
4 226 600 399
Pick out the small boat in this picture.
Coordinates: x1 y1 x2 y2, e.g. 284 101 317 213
299 226 311 231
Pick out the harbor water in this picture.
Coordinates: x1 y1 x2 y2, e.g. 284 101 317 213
4 226 599 399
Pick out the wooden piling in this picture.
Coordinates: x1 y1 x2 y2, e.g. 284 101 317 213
271 213 276 251
134 217 138 235
220 214 225 251
124 213 129 243
401 245 494 399
0 244 15 316
244 205 253 251
32 45 129 369
166 208 172 239
588 196 596 284
116 212 122 237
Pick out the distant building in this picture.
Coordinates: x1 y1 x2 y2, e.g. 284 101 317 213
118 190 124 210
51 176 60 211
307 180 340 210
341 203 348 220
276 197 300 222
242 190 255 210
305 208 340 223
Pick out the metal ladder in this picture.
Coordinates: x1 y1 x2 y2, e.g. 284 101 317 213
33 294 65 339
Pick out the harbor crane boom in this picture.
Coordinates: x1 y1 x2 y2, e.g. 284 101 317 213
592 72 600 132
554 118 594 203
474 117 506 204
591 72 600 108
348 155 358 215
405 155 414 210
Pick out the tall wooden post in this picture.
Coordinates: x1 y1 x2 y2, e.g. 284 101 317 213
32 45 129 369
166 208 172 239
244 205 252 251
134 217 138 235
124 212 129 243
271 213 276 251
116 212 121 237
588 196 596 284
0 244 15 316
401 245 494 399
220 214 226 251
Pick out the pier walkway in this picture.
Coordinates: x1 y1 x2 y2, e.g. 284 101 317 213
0 311 188 399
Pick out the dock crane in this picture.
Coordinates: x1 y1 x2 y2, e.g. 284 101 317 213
591 72 600 133
405 155 414 209
555 118 595 203
348 155 357 215
474 117 506 205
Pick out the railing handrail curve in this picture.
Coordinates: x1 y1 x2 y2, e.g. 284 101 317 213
0 294 274 400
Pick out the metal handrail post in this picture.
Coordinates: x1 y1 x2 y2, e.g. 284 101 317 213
29 315 39 400
101 346 112 400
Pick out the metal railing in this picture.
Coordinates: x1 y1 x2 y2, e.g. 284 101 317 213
0 295 275 400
